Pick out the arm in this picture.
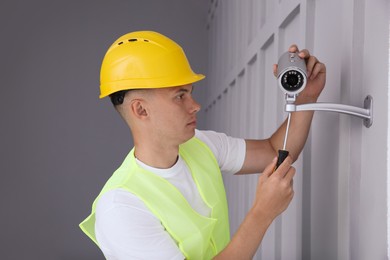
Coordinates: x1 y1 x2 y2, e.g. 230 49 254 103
214 156 295 259
238 45 326 174
95 189 185 260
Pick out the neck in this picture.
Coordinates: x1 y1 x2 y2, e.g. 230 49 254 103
134 140 180 169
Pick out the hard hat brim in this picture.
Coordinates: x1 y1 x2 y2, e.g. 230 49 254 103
99 73 205 98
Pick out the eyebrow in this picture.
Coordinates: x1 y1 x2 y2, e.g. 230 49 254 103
175 86 194 94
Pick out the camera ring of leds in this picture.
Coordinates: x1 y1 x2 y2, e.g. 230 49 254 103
280 69 306 95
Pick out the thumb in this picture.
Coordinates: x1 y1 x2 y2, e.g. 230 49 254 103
263 157 277 177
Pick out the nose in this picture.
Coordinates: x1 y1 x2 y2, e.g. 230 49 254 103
190 96 201 114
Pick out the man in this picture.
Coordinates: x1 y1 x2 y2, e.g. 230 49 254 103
80 31 326 259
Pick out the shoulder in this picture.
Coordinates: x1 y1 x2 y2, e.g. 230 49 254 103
195 129 246 175
195 129 231 153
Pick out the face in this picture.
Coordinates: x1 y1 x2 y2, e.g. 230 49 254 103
147 84 201 145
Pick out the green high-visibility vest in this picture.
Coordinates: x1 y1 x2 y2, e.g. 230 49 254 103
79 137 230 259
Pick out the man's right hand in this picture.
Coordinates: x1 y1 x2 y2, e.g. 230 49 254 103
252 156 295 221
214 156 296 260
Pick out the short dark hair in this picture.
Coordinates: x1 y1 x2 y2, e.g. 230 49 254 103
109 90 129 106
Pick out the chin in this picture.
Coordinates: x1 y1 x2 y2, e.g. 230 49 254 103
180 130 196 144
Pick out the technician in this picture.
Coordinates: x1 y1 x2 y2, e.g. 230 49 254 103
80 31 326 259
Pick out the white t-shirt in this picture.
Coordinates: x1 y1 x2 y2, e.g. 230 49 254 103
95 130 246 260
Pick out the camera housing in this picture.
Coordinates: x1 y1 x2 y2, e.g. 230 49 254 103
277 51 307 95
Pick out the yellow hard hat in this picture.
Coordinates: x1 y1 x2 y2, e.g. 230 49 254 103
99 31 205 98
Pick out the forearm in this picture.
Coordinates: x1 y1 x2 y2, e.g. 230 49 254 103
213 208 273 260
269 95 316 161
237 106 314 174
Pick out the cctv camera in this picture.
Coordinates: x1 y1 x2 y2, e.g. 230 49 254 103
277 51 307 95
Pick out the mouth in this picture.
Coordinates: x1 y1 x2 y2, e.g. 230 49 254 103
187 119 197 126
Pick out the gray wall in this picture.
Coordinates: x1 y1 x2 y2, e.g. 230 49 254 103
0 1 208 259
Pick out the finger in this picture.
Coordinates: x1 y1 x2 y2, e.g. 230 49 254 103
288 44 299 53
298 49 310 59
309 62 326 80
273 64 278 77
284 166 296 182
273 156 293 178
305 56 319 78
263 157 278 177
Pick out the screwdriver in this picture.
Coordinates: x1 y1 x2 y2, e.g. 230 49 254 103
274 112 291 171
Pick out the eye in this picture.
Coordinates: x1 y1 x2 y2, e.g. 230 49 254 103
176 93 185 100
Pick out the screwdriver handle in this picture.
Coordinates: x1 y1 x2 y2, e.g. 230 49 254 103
274 149 289 171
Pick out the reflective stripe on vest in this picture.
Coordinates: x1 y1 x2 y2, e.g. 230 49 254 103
79 137 230 259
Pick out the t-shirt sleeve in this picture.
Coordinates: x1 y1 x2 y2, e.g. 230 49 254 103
95 189 185 260
195 129 246 175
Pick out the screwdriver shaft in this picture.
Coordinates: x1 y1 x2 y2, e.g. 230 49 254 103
283 113 291 150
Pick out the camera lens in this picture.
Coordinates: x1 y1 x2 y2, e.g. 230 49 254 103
281 70 305 92
287 74 299 86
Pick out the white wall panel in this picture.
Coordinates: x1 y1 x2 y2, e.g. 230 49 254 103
358 0 388 258
259 40 278 260
237 72 248 231
248 55 261 139
264 0 276 25
206 0 388 259
246 55 264 260
262 41 278 139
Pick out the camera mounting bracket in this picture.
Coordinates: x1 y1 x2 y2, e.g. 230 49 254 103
285 95 373 128
285 94 297 103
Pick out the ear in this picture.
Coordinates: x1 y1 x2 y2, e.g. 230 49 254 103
130 99 148 119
